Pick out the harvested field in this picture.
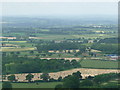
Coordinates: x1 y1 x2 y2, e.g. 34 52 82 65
29 37 46 39
4 68 119 82
0 41 27 43
1 47 36 52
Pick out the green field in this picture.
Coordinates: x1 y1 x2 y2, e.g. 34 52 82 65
12 82 62 88
7 80 120 89
80 59 119 69
2 41 34 47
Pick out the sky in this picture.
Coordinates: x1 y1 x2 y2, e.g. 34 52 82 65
1 0 119 2
2 2 118 18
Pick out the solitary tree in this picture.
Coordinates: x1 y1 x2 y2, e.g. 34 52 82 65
85 75 94 80
58 76 62 82
40 73 50 82
7 75 16 82
26 73 34 82
72 71 82 79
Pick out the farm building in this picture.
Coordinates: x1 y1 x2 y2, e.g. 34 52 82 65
88 40 94 43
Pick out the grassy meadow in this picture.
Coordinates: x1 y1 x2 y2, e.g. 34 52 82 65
80 59 118 69
12 82 62 88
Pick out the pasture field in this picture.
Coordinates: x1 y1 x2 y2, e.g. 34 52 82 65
72 34 116 39
12 82 62 88
80 59 119 69
36 34 75 40
8 43 35 47
3 80 120 89
3 33 26 36
32 33 116 40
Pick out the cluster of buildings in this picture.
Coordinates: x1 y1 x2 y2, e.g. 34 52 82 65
106 54 120 60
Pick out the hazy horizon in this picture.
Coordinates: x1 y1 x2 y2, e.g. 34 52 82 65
2 2 118 18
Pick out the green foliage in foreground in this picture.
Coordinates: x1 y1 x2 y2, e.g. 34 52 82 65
12 82 62 88
55 73 119 89
63 75 80 88
2 82 12 89
93 73 119 84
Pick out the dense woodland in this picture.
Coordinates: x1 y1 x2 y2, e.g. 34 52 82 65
2 56 81 74
36 42 86 53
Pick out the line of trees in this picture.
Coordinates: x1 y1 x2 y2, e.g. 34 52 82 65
36 42 86 53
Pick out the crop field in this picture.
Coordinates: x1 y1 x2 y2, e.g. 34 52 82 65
12 82 62 88
1 47 36 52
80 59 119 69
0 41 27 43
